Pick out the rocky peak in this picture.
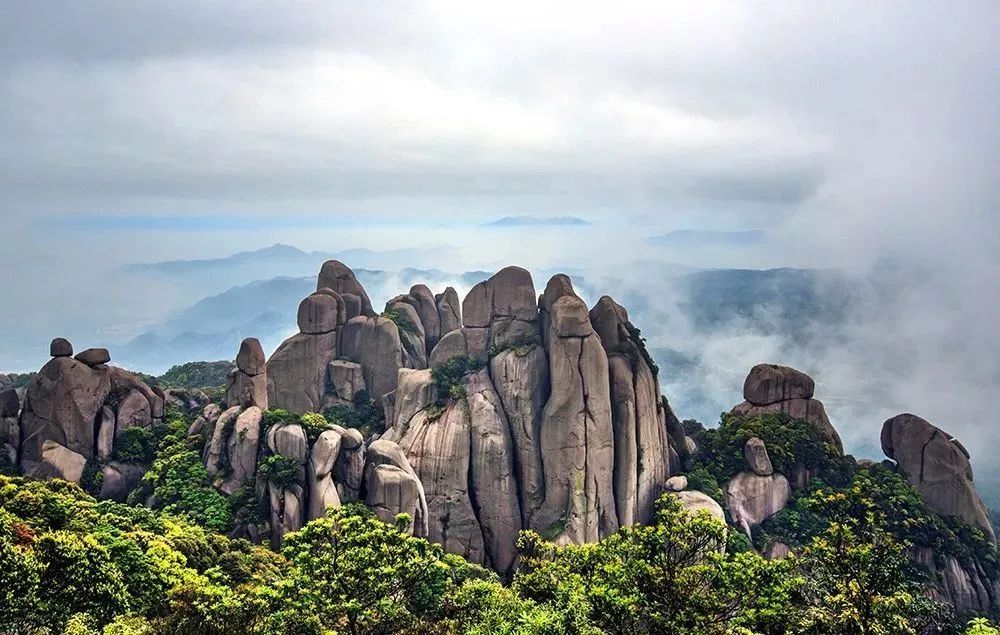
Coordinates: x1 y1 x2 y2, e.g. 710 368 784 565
882 413 994 541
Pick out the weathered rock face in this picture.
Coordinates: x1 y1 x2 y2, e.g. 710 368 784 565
340 316 407 400
386 368 522 572
363 439 428 537
226 338 268 410
267 331 339 414
1 388 19 418
534 288 617 544
20 356 111 469
916 547 999 614
405 284 440 353
298 293 339 335
389 375 486 565
308 429 343 520
386 300 427 369
429 329 468 368
490 344 548 526
317 260 374 317
464 266 539 350
39 439 87 483
163 388 210 416
882 413 994 541
436 287 462 338
99 461 146 502
726 472 790 538
205 405 262 495
327 360 366 404
744 437 773 476
589 295 671 527
730 364 843 454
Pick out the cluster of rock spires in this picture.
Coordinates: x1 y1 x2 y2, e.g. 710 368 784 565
0 261 996 612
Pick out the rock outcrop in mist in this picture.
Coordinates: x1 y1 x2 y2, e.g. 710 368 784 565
3 259 997 615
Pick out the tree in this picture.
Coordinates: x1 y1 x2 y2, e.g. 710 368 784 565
793 518 951 634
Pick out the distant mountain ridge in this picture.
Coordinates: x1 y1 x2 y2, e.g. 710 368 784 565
481 215 590 227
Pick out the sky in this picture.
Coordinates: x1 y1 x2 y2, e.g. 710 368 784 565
2 2 1000 472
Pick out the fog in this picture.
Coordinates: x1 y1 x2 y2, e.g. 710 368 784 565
2 3 999 483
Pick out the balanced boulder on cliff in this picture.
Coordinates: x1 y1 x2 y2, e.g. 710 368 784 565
731 364 843 453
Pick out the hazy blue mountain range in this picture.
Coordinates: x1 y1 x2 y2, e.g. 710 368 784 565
481 215 590 227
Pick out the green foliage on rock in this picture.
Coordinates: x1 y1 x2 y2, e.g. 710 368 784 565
131 406 231 532
324 390 385 439
157 360 235 390
258 455 299 490
114 427 157 464
693 411 836 483
424 355 485 421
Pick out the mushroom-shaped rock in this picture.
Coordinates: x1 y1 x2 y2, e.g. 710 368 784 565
50 338 73 358
744 437 774 476
726 472 790 538
236 337 267 375
311 429 343 477
74 347 110 366
317 260 374 316
730 365 842 454
307 429 343 520
881 413 994 540
435 287 462 337
298 293 339 334
743 364 815 405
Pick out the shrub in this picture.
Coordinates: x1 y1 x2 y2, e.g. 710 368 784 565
324 390 385 439
299 412 331 441
113 427 156 464
81 460 104 497
408 355 487 423
695 411 832 483
258 455 300 490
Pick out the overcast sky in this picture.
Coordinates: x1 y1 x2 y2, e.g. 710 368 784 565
3 2 1000 465
2 1 993 262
